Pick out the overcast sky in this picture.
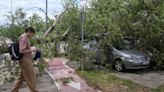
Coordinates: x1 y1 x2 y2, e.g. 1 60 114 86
0 0 90 25
0 0 64 25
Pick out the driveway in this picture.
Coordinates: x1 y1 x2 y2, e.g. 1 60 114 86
111 69 164 89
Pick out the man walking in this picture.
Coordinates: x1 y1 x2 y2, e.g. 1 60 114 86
11 27 39 92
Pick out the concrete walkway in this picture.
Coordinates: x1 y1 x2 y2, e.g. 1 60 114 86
0 72 58 92
47 58 96 92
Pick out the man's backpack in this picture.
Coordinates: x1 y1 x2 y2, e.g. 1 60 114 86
8 41 23 61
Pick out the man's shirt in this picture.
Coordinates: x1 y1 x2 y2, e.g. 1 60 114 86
19 34 32 62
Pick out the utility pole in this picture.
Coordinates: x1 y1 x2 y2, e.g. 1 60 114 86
81 7 85 45
46 0 48 30
80 6 85 71
11 0 14 25
78 0 86 45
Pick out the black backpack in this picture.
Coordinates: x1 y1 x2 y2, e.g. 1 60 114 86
8 41 23 61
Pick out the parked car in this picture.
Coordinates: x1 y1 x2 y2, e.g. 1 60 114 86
84 40 98 52
110 47 150 72
84 39 151 72
83 40 99 63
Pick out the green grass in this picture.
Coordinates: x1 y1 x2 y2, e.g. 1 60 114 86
78 70 151 92
153 85 164 92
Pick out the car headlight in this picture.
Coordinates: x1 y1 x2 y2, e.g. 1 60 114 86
122 56 133 62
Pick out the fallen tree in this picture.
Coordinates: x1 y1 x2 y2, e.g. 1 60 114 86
44 8 70 37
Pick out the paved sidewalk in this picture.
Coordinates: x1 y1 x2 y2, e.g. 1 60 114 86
47 58 96 92
0 72 58 92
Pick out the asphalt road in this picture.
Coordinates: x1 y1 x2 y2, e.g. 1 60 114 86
111 69 164 89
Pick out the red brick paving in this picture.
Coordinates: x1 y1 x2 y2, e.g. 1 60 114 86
47 58 96 92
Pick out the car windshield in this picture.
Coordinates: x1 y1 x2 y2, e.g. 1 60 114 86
113 39 134 50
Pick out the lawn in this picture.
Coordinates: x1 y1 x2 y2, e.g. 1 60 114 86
78 70 162 92
153 85 164 92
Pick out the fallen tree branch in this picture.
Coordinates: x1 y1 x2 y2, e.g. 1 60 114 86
44 8 70 37
37 27 71 44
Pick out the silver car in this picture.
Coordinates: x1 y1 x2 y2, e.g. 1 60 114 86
110 47 150 72
84 39 151 72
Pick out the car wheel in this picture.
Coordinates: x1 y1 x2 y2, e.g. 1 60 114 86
114 60 125 72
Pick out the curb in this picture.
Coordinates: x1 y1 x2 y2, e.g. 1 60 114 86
44 59 72 92
63 60 75 73
45 68 62 92
43 58 62 92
